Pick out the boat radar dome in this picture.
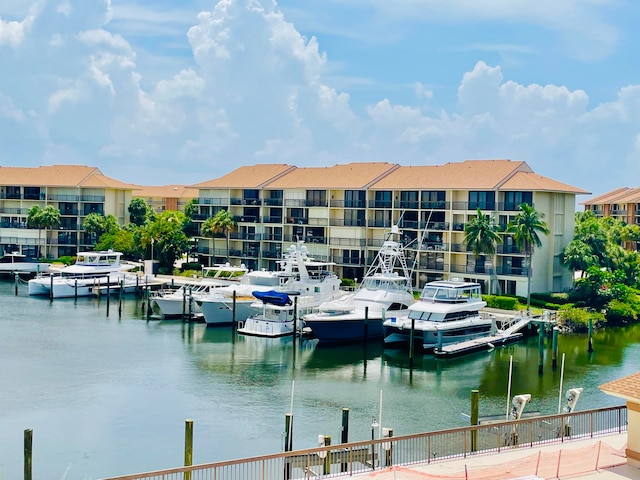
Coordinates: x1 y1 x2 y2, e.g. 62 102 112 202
390 225 400 234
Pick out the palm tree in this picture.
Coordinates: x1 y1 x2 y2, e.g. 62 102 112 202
39 205 61 259
201 209 236 264
507 203 550 311
27 206 45 258
464 208 502 294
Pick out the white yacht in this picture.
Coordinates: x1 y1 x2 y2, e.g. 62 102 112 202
302 235 415 344
152 263 248 318
383 280 495 351
0 252 50 275
199 243 341 327
237 259 344 338
28 251 136 298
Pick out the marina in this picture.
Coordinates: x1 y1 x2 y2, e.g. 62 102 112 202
0 279 638 479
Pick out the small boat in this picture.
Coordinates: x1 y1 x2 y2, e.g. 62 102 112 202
27 250 137 298
0 252 50 275
383 280 495 351
303 232 415 344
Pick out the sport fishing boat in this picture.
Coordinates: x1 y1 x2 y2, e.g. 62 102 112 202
383 280 495 351
302 232 415 344
27 250 136 298
198 243 341 327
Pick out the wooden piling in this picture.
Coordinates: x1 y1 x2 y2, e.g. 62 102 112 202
470 390 479 452
322 435 331 475
284 413 293 480
409 317 415 370
74 278 78 300
14 272 18 295
24 428 32 480
232 291 237 329
118 279 124 317
184 419 193 480
340 408 349 472
537 323 544 375
552 327 559 368
383 428 394 466
49 274 53 301
363 306 369 342
587 319 594 352
106 282 110 316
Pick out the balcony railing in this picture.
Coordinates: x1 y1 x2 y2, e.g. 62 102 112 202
330 218 366 227
499 202 534 211
367 220 392 228
231 198 262 206
305 199 328 207
198 197 229 205
333 255 364 266
329 237 367 247
80 195 105 202
368 200 393 208
329 200 367 208
416 260 447 271
286 217 308 225
230 232 262 241
263 216 283 224
452 202 496 211
263 234 283 242
233 215 260 223
421 200 449 209
264 198 283 206
497 245 521 254
496 266 529 276
451 264 494 275
396 200 419 209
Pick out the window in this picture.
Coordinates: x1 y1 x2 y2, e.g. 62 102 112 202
468 191 495 210
503 191 532 211
344 209 365 226
374 191 392 208
24 187 42 200
306 190 326 207
6 186 20 199
400 191 419 209
421 190 446 208
344 190 365 208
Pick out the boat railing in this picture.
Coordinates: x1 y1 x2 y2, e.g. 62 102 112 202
99 405 627 480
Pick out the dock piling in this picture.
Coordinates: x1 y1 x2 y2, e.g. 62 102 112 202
24 428 32 480
184 419 193 480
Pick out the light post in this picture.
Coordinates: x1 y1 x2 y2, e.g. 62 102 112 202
370 417 379 469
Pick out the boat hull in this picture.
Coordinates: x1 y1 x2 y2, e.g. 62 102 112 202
199 297 255 326
303 313 386 344
27 274 128 298
237 317 295 338
383 318 494 350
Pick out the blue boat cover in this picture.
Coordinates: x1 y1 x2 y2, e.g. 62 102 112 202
253 290 292 306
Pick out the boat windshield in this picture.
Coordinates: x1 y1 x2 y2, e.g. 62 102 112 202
421 285 480 302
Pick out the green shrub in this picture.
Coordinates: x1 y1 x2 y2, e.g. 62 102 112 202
557 305 605 333
181 262 202 272
341 278 355 288
58 255 75 266
605 299 638 326
531 292 571 305
484 295 519 310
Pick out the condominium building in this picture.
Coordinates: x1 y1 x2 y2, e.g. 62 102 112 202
0 165 135 258
191 159 589 296
132 185 197 214
582 187 640 251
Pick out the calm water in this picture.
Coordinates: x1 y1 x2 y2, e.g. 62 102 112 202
1 279 638 480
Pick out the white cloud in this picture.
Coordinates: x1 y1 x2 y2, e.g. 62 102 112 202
0 0 638 196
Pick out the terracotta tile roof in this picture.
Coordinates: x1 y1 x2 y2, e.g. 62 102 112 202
266 163 399 189
0 165 136 189
599 372 640 403
369 159 531 190
132 185 198 199
500 172 590 194
580 187 631 205
192 164 296 188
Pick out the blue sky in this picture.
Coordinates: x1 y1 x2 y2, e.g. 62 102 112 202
1 0 639 199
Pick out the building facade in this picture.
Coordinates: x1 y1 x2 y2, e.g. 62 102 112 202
191 160 589 296
0 165 134 258
582 187 640 251
132 185 197 214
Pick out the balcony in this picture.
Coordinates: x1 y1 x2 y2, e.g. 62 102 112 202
399 220 420 229
231 198 262 206
421 242 448 252
80 195 105 202
421 201 449 209
264 198 283 206
497 245 521 254
333 255 364 266
416 260 447 271
286 217 308 225
424 221 450 231
498 202 533 212
329 237 367 247
305 199 328 207
450 264 494 275
198 197 229 205
452 202 496 211
262 251 282 259
263 216 283 224
263 234 283 242
330 200 367 208
396 201 419 209
329 218 366 227
233 215 260 223
367 220 392 228
230 232 262 241
496 266 529 276
368 200 392 209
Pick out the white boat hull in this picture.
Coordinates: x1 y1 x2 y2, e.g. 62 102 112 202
28 273 127 298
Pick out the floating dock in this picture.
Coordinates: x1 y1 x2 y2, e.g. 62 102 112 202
434 331 524 357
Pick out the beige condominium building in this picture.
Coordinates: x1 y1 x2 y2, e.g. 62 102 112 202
582 187 640 251
0 165 135 258
131 184 197 214
191 159 589 296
